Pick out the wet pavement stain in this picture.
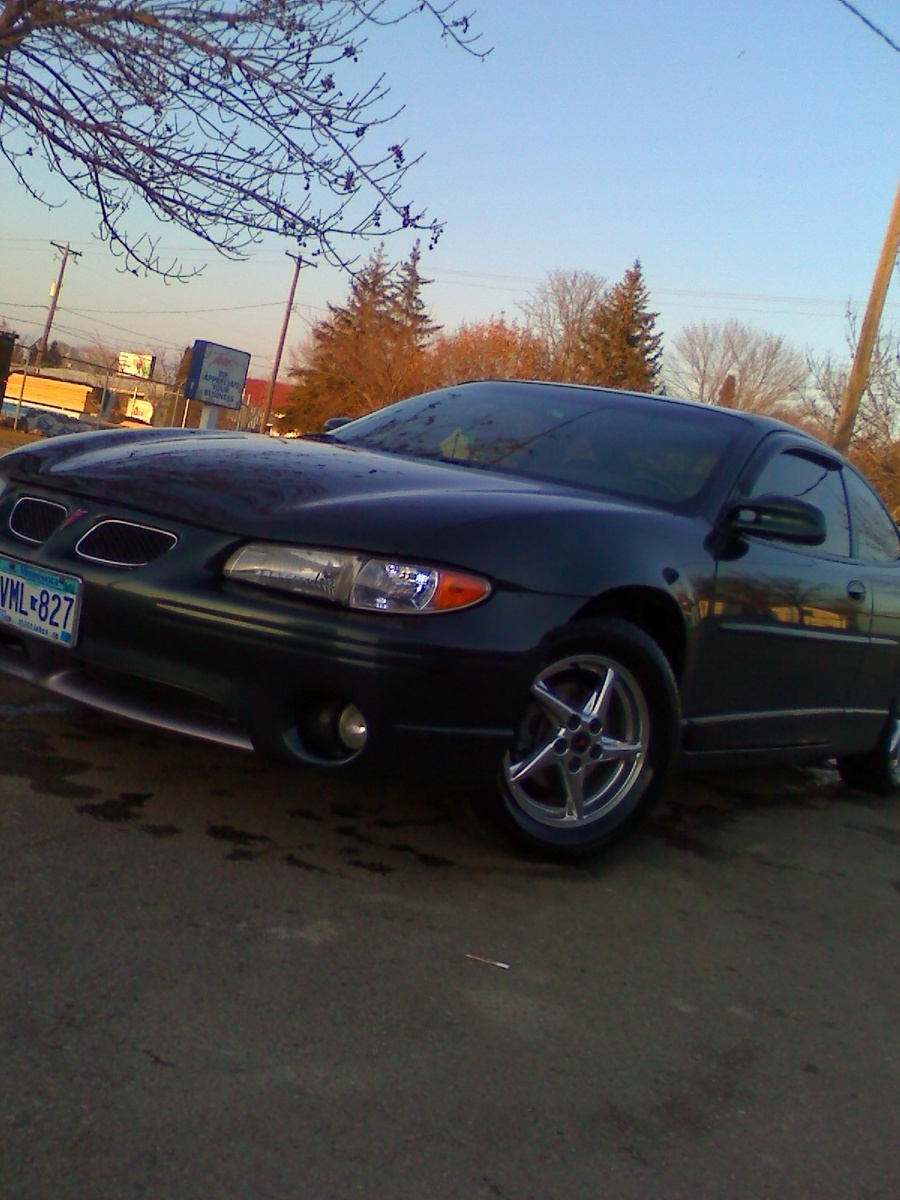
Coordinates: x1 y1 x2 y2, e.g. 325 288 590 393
30 769 101 801
202 810 451 874
287 807 325 822
892 881 900 896
643 797 732 860
138 824 184 839
601 1041 760 1147
644 766 850 859
852 823 900 847
348 859 395 875
206 824 277 863
206 824 273 847
643 814 728 862
335 824 376 845
141 1048 174 1068
67 711 148 742
0 726 102 799
388 843 454 868
331 802 375 819
76 792 152 823
282 854 329 873
374 815 445 831
0 726 44 748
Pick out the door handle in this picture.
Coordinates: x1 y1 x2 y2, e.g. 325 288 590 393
847 580 867 602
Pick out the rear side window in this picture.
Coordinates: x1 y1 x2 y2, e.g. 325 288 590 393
745 447 851 557
844 469 900 563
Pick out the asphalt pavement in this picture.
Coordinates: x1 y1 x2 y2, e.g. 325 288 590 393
1 677 898 1199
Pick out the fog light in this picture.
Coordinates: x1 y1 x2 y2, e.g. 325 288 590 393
338 704 368 752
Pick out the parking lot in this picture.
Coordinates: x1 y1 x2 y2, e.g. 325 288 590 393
1 675 899 1199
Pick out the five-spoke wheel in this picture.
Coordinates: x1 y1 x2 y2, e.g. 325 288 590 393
490 619 679 859
504 653 650 829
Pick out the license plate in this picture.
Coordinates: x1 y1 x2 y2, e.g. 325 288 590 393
0 556 82 646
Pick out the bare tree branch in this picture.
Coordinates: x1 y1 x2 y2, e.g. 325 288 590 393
0 1 486 280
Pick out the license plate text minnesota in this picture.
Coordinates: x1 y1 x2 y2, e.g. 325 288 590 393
0 557 81 645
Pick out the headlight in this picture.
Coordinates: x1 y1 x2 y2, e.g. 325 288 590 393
223 544 491 614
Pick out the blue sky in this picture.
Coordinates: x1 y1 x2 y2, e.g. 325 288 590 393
1 0 897 380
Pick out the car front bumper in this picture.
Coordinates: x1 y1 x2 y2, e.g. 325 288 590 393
0 509 580 778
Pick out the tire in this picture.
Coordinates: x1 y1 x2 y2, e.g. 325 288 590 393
837 704 900 795
486 618 680 861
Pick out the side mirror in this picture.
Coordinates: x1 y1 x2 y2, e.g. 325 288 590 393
724 493 827 546
323 416 352 433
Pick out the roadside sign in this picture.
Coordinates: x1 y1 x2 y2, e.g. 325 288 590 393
184 341 250 411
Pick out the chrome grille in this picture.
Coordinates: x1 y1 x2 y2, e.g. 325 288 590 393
75 520 177 567
8 496 69 544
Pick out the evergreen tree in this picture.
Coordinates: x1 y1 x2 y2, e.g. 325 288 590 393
288 243 438 430
394 242 441 349
581 261 663 392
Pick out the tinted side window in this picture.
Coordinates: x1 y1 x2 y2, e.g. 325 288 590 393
746 449 850 557
844 469 900 563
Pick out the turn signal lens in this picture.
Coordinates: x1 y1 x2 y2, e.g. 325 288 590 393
432 571 492 611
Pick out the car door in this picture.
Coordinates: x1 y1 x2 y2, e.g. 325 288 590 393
841 466 900 747
684 438 872 752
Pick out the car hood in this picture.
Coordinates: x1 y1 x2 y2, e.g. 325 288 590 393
1 428 693 592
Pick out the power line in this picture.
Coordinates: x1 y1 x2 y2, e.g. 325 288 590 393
11 315 278 369
6 284 894 317
834 0 900 53
73 301 289 316
1 233 896 315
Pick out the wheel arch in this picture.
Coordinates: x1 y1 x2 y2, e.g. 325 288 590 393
568 586 687 682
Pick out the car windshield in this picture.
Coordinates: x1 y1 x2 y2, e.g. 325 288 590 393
329 382 748 508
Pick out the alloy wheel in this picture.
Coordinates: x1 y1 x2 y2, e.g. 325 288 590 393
503 652 652 830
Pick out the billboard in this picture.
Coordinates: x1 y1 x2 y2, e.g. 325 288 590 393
184 340 250 411
118 352 156 379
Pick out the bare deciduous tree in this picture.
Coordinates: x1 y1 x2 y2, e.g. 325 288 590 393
0 1 483 279
797 313 900 513
665 319 807 414
519 268 606 379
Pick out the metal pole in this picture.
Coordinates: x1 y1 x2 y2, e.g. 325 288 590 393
13 356 28 430
261 252 302 435
97 362 117 430
34 242 81 373
833 181 900 455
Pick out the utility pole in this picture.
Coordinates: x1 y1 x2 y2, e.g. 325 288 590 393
833 181 900 455
34 242 81 373
261 252 303 435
